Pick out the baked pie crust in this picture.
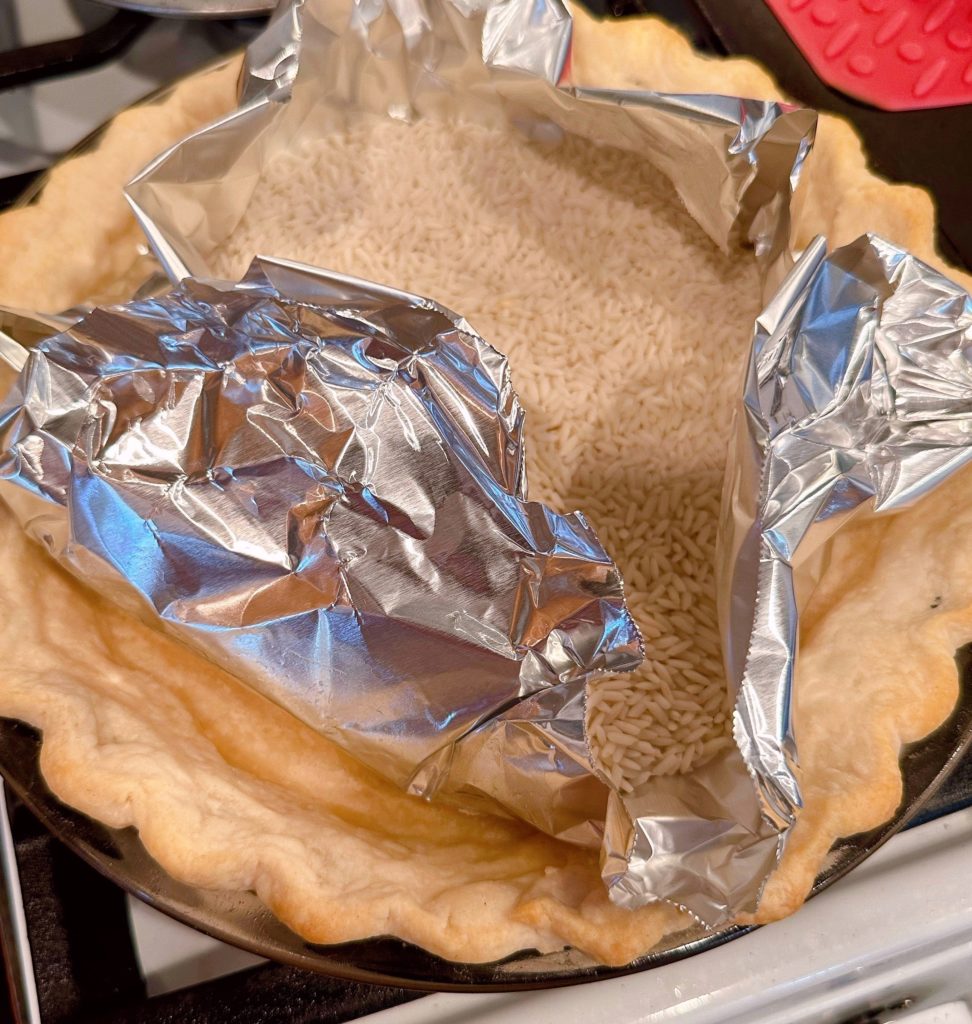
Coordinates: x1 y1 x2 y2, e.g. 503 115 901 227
0 8 967 966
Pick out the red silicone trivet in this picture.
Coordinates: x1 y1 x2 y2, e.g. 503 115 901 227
764 0 972 110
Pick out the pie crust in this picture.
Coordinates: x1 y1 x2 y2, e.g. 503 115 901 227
0 8 966 965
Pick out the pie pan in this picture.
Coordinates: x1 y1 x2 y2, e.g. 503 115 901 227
4 21 972 991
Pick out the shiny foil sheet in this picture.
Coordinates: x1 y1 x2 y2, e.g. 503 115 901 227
0 257 641 808
117 0 818 920
721 233 972 841
125 0 815 289
605 234 972 924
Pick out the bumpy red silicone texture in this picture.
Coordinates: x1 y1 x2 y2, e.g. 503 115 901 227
765 0 972 110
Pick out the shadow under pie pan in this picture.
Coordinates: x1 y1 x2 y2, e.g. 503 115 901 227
0 647 971 990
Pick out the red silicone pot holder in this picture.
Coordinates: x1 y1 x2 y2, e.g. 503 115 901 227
764 0 972 110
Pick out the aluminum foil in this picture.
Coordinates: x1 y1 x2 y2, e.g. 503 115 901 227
124 0 815 288
0 256 641 806
604 235 972 925
722 233 972 836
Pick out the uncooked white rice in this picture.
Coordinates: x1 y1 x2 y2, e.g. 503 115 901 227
213 116 761 794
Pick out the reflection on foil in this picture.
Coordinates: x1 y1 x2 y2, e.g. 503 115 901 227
725 235 972 821
647 232 972 924
125 0 815 290
0 257 641 804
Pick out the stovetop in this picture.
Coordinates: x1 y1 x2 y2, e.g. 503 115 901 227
0 0 257 207
2 1 972 1022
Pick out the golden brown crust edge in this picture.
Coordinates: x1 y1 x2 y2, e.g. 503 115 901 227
0 508 683 966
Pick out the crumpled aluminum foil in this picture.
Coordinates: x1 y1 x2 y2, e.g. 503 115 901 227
125 0 815 289
722 233 972 838
0 256 641 812
6 0 970 937
606 233 972 923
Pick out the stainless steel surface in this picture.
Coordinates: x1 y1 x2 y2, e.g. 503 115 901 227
0 0 248 181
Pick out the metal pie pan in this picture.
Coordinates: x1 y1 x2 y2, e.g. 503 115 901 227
6 52 972 994
1 647 970 991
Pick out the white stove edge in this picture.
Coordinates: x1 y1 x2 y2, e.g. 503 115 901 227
0 783 40 1024
127 897 264 997
125 806 972 1024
